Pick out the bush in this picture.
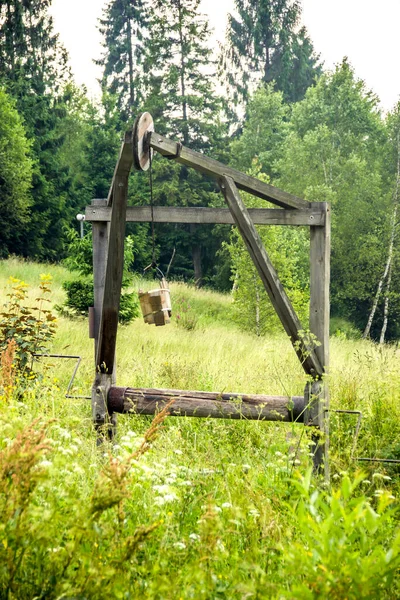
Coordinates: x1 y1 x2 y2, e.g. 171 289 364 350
61 279 139 324
58 229 140 325
0 275 57 374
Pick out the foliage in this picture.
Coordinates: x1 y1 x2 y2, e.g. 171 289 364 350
276 60 392 336
282 471 400 598
0 258 400 596
97 0 149 122
225 168 309 336
221 0 321 104
0 275 57 374
0 0 79 260
0 87 33 258
59 229 140 324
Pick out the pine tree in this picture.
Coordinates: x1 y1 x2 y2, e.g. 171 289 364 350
0 0 78 259
0 87 33 257
221 0 321 104
141 0 230 285
97 0 148 122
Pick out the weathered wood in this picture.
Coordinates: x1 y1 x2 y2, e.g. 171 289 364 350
91 199 108 358
108 386 305 422
220 175 323 378
107 131 136 206
85 205 326 226
306 203 331 478
149 132 310 210
96 132 133 374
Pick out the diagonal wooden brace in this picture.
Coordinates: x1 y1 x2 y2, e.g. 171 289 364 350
219 175 323 379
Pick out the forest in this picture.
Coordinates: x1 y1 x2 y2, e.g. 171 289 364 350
1 0 400 341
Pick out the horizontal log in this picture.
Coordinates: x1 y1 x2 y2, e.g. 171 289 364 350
108 386 305 423
149 132 310 210
85 205 325 226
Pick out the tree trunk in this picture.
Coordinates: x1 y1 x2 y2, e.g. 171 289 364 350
126 16 135 114
380 258 393 345
363 136 400 339
177 0 189 145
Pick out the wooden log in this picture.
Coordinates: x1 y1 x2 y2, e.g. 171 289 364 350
306 203 331 478
85 205 326 227
220 175 323 378
149 132 310 210
108 386 305 422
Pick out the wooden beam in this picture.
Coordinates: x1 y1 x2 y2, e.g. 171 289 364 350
306 203 331 478
91 199 108 359
96 132 133 374
220 175 323 378
85 205 326 226
149 132 310 211
107 131 136 207
108 387 305 422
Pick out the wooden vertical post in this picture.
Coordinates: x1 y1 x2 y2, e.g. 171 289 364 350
307 202 331 479
91 198 117 439
91 199 108 360
91 132 133 439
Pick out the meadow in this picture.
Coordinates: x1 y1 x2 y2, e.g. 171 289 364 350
0 257 399 599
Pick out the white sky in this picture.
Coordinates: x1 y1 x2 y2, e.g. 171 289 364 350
49 0 400 111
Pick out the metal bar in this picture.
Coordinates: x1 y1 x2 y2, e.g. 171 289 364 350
32 354 90 399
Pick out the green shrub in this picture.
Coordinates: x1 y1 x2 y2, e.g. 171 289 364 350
61 279 139 324
0 275 57 373
58 229 140 325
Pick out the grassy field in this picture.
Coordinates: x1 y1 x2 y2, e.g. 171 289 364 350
0 257 399 598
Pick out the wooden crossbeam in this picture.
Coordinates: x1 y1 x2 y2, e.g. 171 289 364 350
108 387 305 422
219 175 323 378
149 132 310 210
85 205 326 226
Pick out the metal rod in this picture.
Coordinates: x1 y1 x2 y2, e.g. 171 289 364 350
32 354 91 399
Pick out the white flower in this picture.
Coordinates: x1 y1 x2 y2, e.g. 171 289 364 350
216 539 226 553
248 509 260 518
214 506 222 513
174 541 186 550
221 502 232 509
39 460 52 468
189 533 200 541
178 480 193 487
174 449 183 455
242 464 251 473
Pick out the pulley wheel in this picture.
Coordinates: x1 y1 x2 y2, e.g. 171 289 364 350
133 112 154 171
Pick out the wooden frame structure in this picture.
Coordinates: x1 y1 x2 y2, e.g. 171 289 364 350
85 115 331 477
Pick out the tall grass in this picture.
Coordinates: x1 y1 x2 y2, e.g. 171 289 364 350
0 258 399 598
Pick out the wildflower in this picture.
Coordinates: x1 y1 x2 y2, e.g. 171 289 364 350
189 533 200 541
242 464 251 473
221 502 232 509
174 541 186 550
